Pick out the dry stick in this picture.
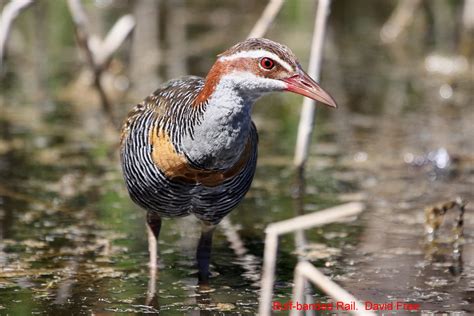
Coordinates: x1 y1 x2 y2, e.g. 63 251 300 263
463 0 474 29
94 14 135 68
380 0 422 44
293 0 332 170
291 262 375 316
258 202 365 316
166 0 187 79
291 172 314 316
76 26 118 129
0 0 34 72
67 0 116 128
247 0 284 39
67 0 135 130
291 3 333 310
129 0 160 97
460 0 474 56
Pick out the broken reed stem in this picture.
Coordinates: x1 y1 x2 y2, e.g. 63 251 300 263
292 168 308 249
259 202 364 316
0 0 34 72
380 0 422 43
460 0 474 56
291 262 375 316
95 15 135 68
67 0 129 130
73 26 118 129
293 0 332 170
463 0 474 29
247 0 284 38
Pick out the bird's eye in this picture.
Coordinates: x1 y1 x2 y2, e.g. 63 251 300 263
259 57 275 70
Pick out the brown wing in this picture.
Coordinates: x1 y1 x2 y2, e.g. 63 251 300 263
120 76 205 146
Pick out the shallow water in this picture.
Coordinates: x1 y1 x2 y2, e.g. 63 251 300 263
1 0 473 315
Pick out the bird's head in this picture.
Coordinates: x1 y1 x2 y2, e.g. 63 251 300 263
198 38 337 108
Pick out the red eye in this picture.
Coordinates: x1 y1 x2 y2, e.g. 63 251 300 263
260 57 275 70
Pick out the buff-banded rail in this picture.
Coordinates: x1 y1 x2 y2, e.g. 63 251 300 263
120 38 337 284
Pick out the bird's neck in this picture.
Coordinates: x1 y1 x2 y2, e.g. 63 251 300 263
182 68 259 170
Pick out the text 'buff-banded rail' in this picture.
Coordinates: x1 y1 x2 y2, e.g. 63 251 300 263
120 38 337 284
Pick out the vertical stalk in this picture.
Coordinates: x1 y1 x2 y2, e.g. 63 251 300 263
247 0 284 39
293 0 332 170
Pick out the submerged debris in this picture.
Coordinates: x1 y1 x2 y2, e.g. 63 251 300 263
424 197 467 276
293 243 341 261
424 197 466 237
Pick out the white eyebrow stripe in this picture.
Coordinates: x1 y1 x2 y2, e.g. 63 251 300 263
219 50 294 72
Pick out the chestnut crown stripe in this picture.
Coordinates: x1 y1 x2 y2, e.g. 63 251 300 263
218 50 295 73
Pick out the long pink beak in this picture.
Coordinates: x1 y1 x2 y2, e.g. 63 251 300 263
282 69 337 108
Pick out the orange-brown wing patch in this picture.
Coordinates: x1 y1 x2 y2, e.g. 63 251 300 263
150 126 251 187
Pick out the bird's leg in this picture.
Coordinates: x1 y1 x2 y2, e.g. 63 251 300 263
146 211 162 269
196 221 216 285
146 212 161 306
